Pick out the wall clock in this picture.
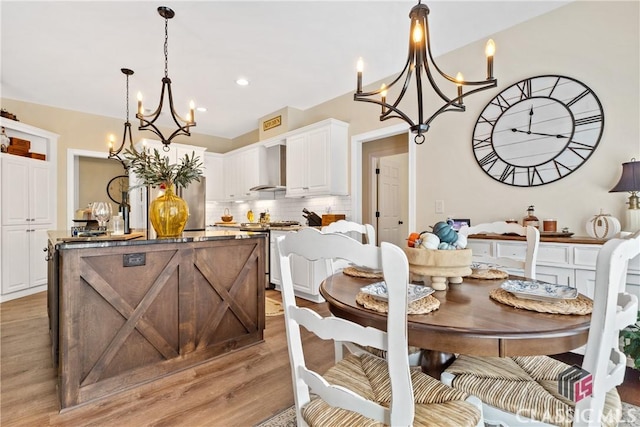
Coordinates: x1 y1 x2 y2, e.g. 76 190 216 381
472 75 604 187
107 175 129 205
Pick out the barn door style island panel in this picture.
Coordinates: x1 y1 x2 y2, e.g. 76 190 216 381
47 230 266 410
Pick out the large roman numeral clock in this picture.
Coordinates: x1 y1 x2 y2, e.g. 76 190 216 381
472 75 604 187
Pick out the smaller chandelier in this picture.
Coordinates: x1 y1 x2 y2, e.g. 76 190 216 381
108 68 135 170
354 1 497 144
136 6 195 150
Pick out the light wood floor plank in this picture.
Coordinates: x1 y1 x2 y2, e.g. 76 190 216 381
1 290 333 426
3 290 636 426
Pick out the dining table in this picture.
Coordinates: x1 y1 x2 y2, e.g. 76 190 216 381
319 273 592 377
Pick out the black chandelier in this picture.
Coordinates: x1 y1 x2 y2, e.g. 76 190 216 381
354 1 497 144
108 68 135 169
136 6 195 150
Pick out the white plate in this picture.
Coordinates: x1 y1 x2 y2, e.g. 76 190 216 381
471 262 502 270
360 282 434 303
501 280 578 302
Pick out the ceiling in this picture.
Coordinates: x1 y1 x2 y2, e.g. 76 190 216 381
1 1 570 140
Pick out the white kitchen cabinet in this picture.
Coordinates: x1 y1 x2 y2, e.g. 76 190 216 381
222 145 268 201
285 119 348 198
269 231 283 286
0 119 58 302
204 152 224 201
1 224 49 295
271 229 328 302
1 155 53 225
467 236 640 301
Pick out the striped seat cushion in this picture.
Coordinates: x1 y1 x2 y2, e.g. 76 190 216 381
301 353 481 427
445 355 622 427
362 345 422 360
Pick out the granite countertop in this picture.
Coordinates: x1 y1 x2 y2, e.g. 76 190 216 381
208 223 309 231
48 229 267 250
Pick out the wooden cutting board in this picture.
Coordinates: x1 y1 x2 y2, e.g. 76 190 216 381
57 231 145 242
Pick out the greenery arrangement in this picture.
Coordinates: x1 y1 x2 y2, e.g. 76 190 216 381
620 311 640 370
123 146 203 189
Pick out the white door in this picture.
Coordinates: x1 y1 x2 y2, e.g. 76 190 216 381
377 156 405 247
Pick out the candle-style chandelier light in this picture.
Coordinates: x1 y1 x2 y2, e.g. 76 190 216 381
108 68 135 170
137 6 195 150
354 1 498 144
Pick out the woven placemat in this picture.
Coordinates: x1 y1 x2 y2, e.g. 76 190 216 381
490 288 593 315
468 268 509 279
355 292 440 314
343 266 384 279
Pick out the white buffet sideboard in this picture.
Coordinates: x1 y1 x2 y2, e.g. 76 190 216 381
467 234 640 301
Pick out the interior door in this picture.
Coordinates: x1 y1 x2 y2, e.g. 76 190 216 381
377 156 404 246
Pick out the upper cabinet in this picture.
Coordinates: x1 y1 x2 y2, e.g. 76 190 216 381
1 155 53 225
204 152 224 201
222 145 269 201
0 118 58 227
203 118 349 202
285 119 349 198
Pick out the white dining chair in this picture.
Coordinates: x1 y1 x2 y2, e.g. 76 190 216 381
458 221 540 279
276 227 483 427
320 221 422 364
441 230 640 427
321 219 376 245
321 219 376 276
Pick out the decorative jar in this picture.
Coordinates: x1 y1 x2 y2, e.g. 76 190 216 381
149 184 189 238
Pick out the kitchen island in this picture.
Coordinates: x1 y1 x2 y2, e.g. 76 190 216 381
47 229 267 410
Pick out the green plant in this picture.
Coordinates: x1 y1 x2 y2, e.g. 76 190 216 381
123 146 203 189
620 311 640 370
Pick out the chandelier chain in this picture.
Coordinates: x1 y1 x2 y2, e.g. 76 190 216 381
164 17 169 78
135 6 195 147
125 72 130 122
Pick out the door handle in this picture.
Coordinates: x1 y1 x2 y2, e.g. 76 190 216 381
398 221 403 225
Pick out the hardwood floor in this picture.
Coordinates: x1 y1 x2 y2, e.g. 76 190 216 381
1 290 334 426
1 290 638 426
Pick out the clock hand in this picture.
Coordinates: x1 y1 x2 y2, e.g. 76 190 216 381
528 106 533 133
511 128 568 138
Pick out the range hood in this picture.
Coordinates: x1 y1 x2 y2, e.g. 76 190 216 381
250 144 286 192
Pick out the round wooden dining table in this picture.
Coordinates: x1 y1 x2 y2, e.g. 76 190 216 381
319 273 591 366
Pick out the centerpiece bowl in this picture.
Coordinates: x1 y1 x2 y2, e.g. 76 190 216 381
403 247 472 290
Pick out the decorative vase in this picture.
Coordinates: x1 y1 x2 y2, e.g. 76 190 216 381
149 184 189 238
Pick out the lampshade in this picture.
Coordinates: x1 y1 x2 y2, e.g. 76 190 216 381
610 159 640 232
609 159 640 193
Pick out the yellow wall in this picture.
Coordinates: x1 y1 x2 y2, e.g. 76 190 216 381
2 1 639 233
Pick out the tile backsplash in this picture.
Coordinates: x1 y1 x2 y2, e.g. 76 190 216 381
206 193 352 226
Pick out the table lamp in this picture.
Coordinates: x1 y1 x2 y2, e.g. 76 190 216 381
609 158 640 231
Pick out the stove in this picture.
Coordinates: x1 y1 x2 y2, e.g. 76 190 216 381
268 221 300 228
239 221 300 231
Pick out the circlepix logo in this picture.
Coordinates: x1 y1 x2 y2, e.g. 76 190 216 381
558 365 593 402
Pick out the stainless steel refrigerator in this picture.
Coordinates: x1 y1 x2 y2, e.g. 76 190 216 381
146 177 206 238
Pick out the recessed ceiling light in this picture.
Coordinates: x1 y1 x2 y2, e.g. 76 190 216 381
236 78 249 86
196 107 207 112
